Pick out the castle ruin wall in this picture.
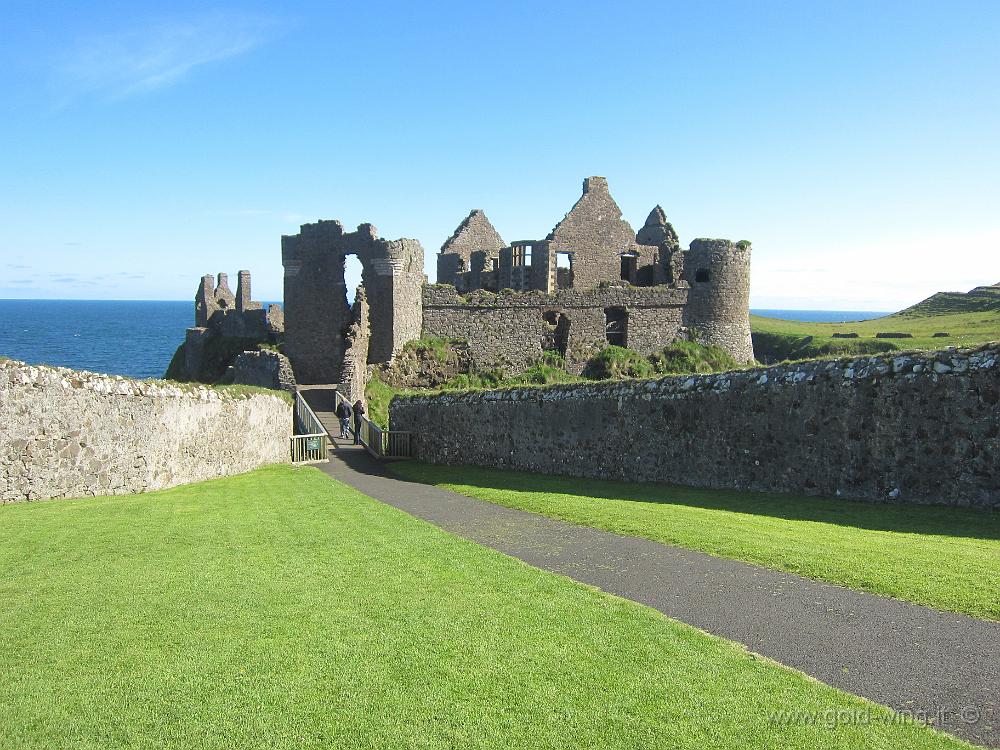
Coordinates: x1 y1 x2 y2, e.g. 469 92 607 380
422 285 689 373
282 221 424 384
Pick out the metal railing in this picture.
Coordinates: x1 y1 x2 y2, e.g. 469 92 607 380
290 432 328 463
333 389 412 460
291 391 329 464
358 418 412 459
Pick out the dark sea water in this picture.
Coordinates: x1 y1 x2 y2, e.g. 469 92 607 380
0 300 893 380
0 300 191 379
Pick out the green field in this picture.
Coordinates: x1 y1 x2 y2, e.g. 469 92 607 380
751 285 1000 362
392 464 1000 621
0 466 972 749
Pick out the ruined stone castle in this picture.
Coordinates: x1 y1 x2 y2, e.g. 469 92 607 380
278 176 752 396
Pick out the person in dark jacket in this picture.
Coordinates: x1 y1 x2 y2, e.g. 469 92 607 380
352 400 366 444
335 399 352 439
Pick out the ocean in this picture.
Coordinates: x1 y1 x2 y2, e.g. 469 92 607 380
0 300 192 380
0 300 891 380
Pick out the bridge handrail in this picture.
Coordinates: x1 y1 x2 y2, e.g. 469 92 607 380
291 391 329 464
333 389 412 460
295 390 328 437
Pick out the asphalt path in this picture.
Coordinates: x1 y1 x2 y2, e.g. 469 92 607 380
320 444 999 748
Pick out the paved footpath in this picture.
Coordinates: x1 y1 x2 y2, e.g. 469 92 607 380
320 446 999 748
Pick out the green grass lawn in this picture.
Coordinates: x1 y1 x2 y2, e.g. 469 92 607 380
392 464 1000 622
0 466 973 749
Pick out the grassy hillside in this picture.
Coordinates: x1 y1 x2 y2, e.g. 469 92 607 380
752 284 1000 362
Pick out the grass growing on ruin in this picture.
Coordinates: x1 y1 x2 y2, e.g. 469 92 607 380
391 464 1000 621
401 334 465 363
365 373 413 429
369 343 747 428
0 466 969 750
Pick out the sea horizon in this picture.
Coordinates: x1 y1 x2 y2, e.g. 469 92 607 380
0 299 893 380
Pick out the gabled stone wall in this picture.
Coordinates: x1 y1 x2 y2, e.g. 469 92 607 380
544 176 657 291
437 209 505 290
391 346 1000 509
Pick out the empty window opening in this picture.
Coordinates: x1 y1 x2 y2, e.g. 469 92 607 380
512 244 533 267
620 253 638 283
343 253 364 306
605 307 627 347
695 267 711 283
556 252 574 289
542 310 571 357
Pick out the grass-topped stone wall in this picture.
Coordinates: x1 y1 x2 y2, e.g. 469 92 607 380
391 345 1000 509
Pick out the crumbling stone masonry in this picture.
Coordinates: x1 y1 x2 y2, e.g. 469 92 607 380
232 350 297 393
1 360 291 502
436 209 506 292
277 177 753 388
422 285 689 374
338 286 372 401
171 270 285 382
281 221 424 384
390 346 1000 509
426 177 754 372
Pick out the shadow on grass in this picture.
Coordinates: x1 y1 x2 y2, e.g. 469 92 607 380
389 461 1000 542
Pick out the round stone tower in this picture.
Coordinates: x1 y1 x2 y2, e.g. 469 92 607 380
681 239 754 364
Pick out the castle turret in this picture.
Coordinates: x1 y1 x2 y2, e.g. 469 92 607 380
682 239 753 364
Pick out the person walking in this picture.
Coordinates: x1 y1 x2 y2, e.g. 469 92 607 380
352 400 366 445
335 399 352 440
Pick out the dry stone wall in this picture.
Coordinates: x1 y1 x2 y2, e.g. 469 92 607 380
391 345 1000 509
1 360 292 503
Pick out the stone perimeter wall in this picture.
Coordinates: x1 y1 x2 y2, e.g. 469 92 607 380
1 360 292 503
391 346 1000 509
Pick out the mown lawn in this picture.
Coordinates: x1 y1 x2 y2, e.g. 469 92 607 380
0 465 973 749
392 463 1000 622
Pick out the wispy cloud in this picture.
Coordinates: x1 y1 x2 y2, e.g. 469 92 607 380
55 11 285 102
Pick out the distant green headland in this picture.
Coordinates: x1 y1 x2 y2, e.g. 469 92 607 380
752 283 1000 362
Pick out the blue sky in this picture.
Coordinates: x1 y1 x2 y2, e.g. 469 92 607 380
1 1 997 309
